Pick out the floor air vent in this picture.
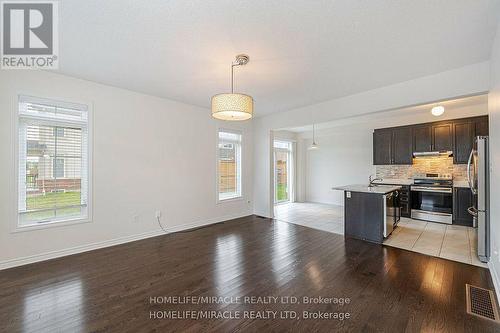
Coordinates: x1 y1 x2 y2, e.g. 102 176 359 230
466 284 500 321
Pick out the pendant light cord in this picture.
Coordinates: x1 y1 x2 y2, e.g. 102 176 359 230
231 62 241 94
231 63 234 93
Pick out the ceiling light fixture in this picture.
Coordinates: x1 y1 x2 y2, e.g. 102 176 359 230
431 105 445 116
309 123 319 150
211 54 253 121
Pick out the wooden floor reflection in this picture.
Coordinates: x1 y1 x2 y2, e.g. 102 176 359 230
0 215 498 332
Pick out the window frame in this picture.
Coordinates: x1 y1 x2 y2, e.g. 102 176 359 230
216 128 243 203
12 94 93 232
273 140 293 204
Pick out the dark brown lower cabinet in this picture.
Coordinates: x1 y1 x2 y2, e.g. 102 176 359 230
453 187 473 226
399 185 411 218
344 191 384 244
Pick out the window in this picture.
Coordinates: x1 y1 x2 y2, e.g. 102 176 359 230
52 158 65 178
54 127 65 137
217 130 242 201
17 95 90 227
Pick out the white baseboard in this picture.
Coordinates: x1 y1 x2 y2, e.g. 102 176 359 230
0 212 252 270
488 260 500 302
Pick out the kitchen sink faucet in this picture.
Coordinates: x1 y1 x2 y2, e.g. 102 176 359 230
369 175 383 187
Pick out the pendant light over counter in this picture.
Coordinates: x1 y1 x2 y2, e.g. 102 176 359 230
211 54 254 121
309 123 319 150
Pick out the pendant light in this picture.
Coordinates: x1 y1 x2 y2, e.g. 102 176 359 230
309 123 319 150
211 54 254 121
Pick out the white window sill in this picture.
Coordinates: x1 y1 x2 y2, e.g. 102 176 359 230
13 217 92 233
217 196 244 204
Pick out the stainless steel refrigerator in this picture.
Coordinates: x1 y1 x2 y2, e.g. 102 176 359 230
467 136 490 263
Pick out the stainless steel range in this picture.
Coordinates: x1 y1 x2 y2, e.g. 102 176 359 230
411 173 453 224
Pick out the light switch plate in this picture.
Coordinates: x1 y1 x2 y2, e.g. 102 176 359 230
346 191 351 198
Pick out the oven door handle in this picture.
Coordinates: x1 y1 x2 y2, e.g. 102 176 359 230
411 187 452 194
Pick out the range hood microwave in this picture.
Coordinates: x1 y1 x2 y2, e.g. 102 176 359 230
413 151 453 158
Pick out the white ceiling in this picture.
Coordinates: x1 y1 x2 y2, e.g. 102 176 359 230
57 1 500 116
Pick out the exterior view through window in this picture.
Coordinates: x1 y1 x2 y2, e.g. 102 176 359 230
218 130 242 201
274 140 293 203
18 96 90 227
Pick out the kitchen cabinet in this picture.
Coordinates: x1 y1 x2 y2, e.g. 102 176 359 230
392 127 413 164
344 191 385 243
431 123 453 151
453 121 473 164
373 129 393 165
399 185 411 218
475 117 489 137
373 127 412 165
453 187 473 226
413 125 432 153
373 115 489 166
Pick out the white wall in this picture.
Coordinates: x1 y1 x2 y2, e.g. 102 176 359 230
0 70 253 268
303 129 374 205
254 62 490 217
488 21 500 294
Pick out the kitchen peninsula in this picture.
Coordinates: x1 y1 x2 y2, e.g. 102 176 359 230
333 185 401 244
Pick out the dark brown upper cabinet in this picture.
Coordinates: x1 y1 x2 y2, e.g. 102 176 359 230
392 127 413 164
374 115 489 166
373 127 412 165
431 123 453 151
453 121 473 164
373 129 393 165
413 125 432 152
474 117 489 137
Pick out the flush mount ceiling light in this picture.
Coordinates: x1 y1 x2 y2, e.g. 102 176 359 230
431 105 445 116
308 123 319 150
211 54 253 121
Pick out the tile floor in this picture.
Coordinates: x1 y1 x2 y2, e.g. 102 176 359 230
384 217 486 267
274 202 344 235
274 202 486 268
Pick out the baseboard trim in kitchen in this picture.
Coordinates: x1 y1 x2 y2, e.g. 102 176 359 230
488 261 500 305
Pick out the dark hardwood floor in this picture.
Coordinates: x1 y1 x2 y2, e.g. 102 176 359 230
1 215 499 332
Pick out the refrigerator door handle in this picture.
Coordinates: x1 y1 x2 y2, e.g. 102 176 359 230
467 149 477 195
467 206 478 217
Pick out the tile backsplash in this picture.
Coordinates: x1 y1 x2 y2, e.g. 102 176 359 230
376 156 467 180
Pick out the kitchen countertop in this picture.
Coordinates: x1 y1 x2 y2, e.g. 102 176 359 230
332 184 402 194
372 179 413 185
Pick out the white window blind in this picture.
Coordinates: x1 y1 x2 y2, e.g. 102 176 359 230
218 130 242 201
18 95 90 227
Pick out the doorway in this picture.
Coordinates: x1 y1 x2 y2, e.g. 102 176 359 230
274 140 293 204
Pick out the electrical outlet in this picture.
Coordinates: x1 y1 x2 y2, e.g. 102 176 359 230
155 210 162 219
